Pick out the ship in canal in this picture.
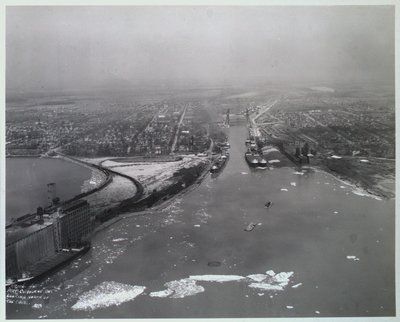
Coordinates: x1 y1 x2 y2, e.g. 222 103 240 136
245 151 260 167
245 135 268 168
257 155 268 168
210 153 229 175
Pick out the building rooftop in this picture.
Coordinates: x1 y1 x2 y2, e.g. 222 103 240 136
59 199 88 213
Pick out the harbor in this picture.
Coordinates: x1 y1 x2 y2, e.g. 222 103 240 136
6 125 395 318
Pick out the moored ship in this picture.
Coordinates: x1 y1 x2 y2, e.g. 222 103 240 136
245 151 259 167
6 243 90 288
210 154 229 174
258 156 268 168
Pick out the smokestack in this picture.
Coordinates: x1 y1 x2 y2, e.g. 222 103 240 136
47 183 57 206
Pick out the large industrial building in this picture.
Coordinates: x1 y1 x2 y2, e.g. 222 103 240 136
57 199 92 249
6 199 92 280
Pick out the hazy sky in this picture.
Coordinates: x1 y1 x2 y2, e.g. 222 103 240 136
6 6 395 91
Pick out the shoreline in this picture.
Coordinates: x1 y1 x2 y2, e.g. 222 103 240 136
267 143 393 200
313 165 394 201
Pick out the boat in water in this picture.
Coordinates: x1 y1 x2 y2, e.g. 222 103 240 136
244 222 257 232
6 273 34 287
245 151 259 167
6 244 90 288
210 165 219 173
258 156 268 168
210 153 229 175
264 201 273 208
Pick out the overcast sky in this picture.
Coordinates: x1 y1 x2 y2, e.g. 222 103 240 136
6 6 394 91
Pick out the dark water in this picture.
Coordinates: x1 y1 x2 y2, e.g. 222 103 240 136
6 126 395 318
6 157 92 221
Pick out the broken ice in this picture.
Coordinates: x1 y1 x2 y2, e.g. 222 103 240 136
71 281 145 311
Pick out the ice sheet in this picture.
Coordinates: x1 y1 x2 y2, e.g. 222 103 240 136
190 275 245 283
71 282 145 311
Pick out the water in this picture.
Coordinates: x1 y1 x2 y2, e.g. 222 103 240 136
6 126 395 318
6 157 93 221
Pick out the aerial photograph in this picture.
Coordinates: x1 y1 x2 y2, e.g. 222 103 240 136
4 5 395 319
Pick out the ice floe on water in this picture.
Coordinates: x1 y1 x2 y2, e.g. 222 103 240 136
70 270 297 309
71 282 145 311
243 271 294 292
165 279 205 298
149 289 174 298
149 270 296 300
190 275 245 283
346 255 360 261
195 208 211 224
273 272 294 285
249 283 284 291
112 238 128 242
247 274 268 282
291 283 302 288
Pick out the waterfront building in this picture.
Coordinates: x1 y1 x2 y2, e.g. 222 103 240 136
56 199 92 249
6 199 92 279
6 222 56 278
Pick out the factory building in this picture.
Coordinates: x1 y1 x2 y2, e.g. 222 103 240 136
57 199 92 249
6 198 92 280
6 222 56 278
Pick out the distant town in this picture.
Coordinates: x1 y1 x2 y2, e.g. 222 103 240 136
6 97 224 157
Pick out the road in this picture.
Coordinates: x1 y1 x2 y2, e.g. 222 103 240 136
250 99 279 137
170 104 188 153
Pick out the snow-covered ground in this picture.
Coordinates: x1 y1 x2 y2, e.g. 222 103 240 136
81 169 107 193
100 156 209 195
84 175 137 209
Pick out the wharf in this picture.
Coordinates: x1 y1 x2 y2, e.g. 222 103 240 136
7 246 90 287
